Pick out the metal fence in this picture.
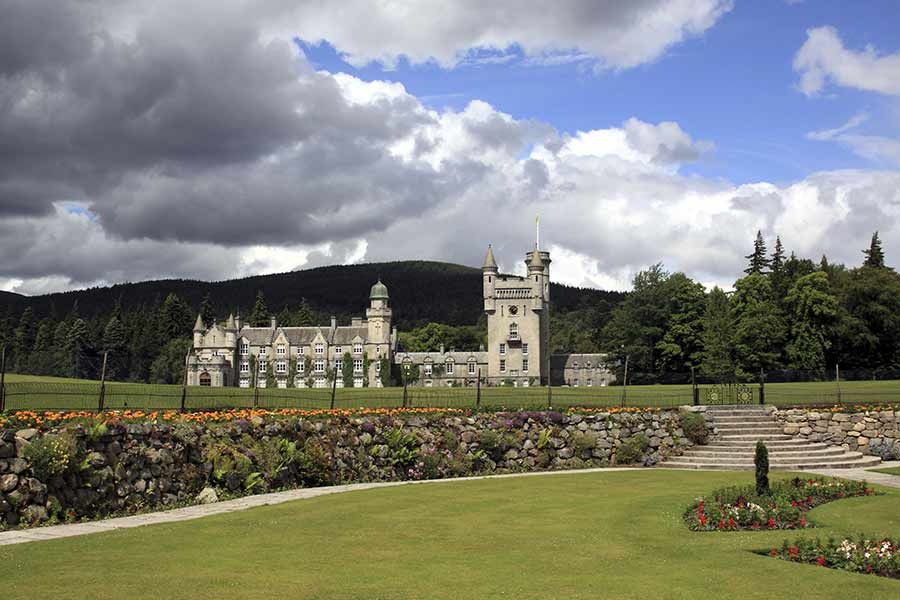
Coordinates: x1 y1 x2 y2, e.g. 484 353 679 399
2 377 899 413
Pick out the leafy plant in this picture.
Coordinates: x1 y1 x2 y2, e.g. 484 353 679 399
382 427 419 467
755 440 770 496
536 428 553 450
681 412 709 445
24 434 76 480
572 431 598 456
615 434 650 465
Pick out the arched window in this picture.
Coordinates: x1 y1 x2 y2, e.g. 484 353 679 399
199 372 211 386
509 322 518 338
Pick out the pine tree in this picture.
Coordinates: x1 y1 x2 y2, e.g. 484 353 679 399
158 293 192 339
250 290 269 327
295 300 315 326
102 315 128 379
863 231 886 268
744 231 771 275
199 293 215 327
13 307 37 372
699 287 735 381
771 236 785 273
64 318 90 379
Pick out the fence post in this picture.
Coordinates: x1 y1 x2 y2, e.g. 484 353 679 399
330 366 337 410
180 355 188 413
691 366 698 406
0 345 6 413
620 354 629 407
476 369 481 409
758 370 765 405
835 363 842 405
98 351 108 411
253 367 259 409
402 375 409 408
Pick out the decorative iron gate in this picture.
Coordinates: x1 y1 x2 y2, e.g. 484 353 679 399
702 382 754 405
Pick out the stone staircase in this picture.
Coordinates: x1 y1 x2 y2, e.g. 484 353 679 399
660 405 882 470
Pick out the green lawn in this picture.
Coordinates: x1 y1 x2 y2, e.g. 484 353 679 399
3 373 900 411
870 467 900 477
1 470 898 599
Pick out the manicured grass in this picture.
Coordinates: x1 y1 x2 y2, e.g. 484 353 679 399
4 372 900 411
1 470 897 599
870 467 900 477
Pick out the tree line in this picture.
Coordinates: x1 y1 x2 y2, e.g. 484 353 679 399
600 232 900 383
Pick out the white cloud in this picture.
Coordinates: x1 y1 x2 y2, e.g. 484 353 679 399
794 26 900 96
808 113 900 167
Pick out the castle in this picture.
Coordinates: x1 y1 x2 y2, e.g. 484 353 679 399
186 244 614 388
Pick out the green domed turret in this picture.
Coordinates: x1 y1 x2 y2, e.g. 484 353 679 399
369 279 389 300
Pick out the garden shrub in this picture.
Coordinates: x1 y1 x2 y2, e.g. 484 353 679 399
755 441 770 496
766 535 900 579
681 412 709 445
23 433 76 481
477 429 516 461
615 434 650 465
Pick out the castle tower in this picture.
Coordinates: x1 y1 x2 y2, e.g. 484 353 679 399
483 243 550 385
366 279 392 346
193 314 205 347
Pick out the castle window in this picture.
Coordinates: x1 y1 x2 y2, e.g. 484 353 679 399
587 379 593 387
334 346 342 356
314 359 325 373
468 361 476 375
522 359 529 372
353 343 363 354
499 343 506 355
259 347 267 356
353 359 364 373
315 378 327 388
509 323 518 337
335 356 343 370
277 344 285 355
276 361 287 374
259 361 266 373
522 343 528 355
572 361 578 368
199 372 211 386
424 364 433 376
375 361 381 373
239 378 250 388
446 360 455 376
499 359 506 373
573 378 579 387
315 344 324 354
299 346 305 355
353 377 364 388
240 362 249 373
240 343 249 356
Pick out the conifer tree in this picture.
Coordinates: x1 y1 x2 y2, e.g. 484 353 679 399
250 290 269 327
744 231 771 274
699 287 735 381
158 293 193 339
771 236 785 273
863 231 886 268
295 300 315 326
199 293 215 327
64 318 90 379
102 315 128 379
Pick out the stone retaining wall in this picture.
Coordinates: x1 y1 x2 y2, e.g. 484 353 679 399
0 410 690 529
773 408 898 455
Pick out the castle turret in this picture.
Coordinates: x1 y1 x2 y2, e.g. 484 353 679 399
483 244 498 312
527 246 544 311
193 314 204 347
225 313 236 346
367 279 392 345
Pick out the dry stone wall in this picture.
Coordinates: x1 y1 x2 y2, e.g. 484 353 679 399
0 410 690 529
773 408 899 456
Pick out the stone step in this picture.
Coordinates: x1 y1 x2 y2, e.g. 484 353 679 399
689 442 833 452
709 415 776 423
672 452 867 466
714 438 817 447
713 425 785 434
705 407 768 415
659 455 881 471
717 434 796 442
682 446 846 458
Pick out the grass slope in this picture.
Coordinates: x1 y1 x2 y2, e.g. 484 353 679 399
870 467 900 477
1 471 898 599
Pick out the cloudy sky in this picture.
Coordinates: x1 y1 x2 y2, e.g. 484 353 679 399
2 0 900 295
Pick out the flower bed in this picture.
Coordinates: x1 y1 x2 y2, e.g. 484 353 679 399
766 535 900 579
685 477 875 531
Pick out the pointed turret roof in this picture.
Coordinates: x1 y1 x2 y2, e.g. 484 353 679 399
193 314 205 331
528 248 543 270
225 314 236 330
483 244 498 270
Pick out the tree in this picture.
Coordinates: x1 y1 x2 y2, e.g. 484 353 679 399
341 351 354 388
699 287 735 381
158 293 193 340
149 339 191 384
379 358 392 387
770 237 785 273
250 290 269 327
13 307 36 372
295 300 315 326
731 273 787 377
655 273 707 372
837 265 900 367
784 272 840 372
863 231 886 268
102 315 128 380
755 441 770 496
64 318 91 379
199 293 215 327
744 231 771 275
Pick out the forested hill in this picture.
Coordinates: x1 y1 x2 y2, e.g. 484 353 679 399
0 261 623 330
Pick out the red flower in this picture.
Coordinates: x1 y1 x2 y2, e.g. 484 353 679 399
718 519 726 529
728 518 736 529
791 501 798 507
817 556 826 566
699 516 707 526
799 517 807 527
770 549 779 557
767 517 776 529
788 546 799 560
751 522 760 530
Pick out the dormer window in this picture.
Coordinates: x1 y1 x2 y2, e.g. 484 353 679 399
353 343 363 354
446 360 455 376
315 344 324 355
276 344 285 355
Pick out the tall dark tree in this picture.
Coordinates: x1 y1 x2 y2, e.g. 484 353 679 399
64 318 91 379
249 290 269 327
744 231 771 275
863 231 886 268
656 273 707 372
784 272 839 372
699 287 735 381
731 273 787 377
199 293 215 327
102 315 128 379
295 300 315 326
158 293 193 340
771 236 785 273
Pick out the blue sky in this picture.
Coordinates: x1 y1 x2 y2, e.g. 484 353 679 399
301 0 900 185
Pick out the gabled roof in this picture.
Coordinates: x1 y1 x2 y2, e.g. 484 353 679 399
394 351 488 364
283 327 327 345
331 326 369 345
238 327 275 345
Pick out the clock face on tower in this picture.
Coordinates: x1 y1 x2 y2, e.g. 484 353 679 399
508 305 518 315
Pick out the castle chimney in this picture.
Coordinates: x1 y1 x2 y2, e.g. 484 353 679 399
331 315 337 330
235 314 242 330
440 343 445 355
270 316 277 329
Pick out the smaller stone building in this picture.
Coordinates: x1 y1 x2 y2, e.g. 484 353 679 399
394 346 489 388
550 353 616 387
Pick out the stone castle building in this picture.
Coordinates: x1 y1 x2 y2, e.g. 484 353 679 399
187 244 614 388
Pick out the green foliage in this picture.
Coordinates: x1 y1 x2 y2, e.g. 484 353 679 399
655 273 706 372
681 412 709 445
379 358 392 387
398 322 486 352
784 272 839 372
572 431 598 455
341 351 353 388
287 357 297 388
149 338 191 384
380 428 419 467
615 434 650 465
536 428 553 450
745 230 770 275
249 290 269 327
24 434 76 480
199 293 215 327
731 273 787 377
863 231 886 268
476 429 516 461
699 287 735 381
265 359 276 389
755 441 770 496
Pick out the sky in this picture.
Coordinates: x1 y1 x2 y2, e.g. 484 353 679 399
1 0 900 295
